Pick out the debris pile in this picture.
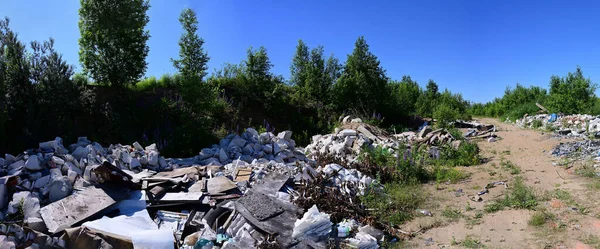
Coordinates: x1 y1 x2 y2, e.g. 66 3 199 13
305 116 465 163
551 140 600 160
517 113 600 138
0 126 391 248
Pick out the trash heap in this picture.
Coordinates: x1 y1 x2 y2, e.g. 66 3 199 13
551 140 600 160
305 116 465 163
516 113 600 138
0 127 388 248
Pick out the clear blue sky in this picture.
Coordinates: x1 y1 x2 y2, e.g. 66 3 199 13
2 0 600 103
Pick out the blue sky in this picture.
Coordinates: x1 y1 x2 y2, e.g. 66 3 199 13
2 0 600 103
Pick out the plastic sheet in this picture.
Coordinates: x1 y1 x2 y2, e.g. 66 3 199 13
292 205 332 239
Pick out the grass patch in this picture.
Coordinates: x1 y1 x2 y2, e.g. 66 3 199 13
462 235 483 248
586 180 600 190
577 163 598 178
490 149 497 155
361 183 427 226
485 176 538 212
436 142 482 167
434 166 470 183
465 211 484 229
500 159 521 175
580 234 600 249
532 119 543 129
528 209 555 227
442 206 463 221
501 150 511 155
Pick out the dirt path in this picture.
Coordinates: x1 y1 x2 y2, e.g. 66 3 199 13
401 118 600 249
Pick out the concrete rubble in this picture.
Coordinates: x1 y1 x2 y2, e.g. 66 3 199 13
0 117 487 248
516 113 600 138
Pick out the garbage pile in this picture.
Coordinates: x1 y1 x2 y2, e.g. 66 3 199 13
551 140 600 160
305 116 465 163
0 127 389 248
517 113 600 138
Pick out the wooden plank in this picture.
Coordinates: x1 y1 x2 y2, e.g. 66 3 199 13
40 187 116 234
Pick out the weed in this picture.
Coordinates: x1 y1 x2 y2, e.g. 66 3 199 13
546 189 572 201
503 176 538 209
532 119 543 129
501 150 511 155
361 183 427 226
490 149 497 155
442 206 463 221
474 211 483 219
577 163 598 178
580 234 600 248
488 170 497 176
490 162 497 168
484 202 504 213
554 183 560 187
451 236 458 246
443 142 482 166
466 202 475 211
462 235 483 248
486 177 538 212
500 159 521 175
434 166 470 183
528 209 555 227
586 180 600 190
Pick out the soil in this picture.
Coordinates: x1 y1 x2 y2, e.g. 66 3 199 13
400 118 600 249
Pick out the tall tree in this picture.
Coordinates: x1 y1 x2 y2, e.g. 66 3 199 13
290 40 310 87
0 17 34 150
171 8 209 81
245 46 272 82
333 36 388 115
78 0 150 87
416 79 440 117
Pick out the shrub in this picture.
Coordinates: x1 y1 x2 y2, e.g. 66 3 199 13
528 209 555 227
532 119 543 129
433 105 459 128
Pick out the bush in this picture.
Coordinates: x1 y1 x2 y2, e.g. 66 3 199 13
528 209 555 227
433 105 459 128
361 183 426 226
437 142 481 167
531 119 543 129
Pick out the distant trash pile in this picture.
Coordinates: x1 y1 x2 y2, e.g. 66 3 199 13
516 113 600 138
551 140 600 160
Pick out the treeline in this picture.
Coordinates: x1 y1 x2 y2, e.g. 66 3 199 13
0 1 470 156
471 67 599 120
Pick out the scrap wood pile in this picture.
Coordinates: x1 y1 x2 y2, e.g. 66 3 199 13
517 113 600 138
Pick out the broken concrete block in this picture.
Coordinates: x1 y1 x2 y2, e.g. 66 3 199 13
145 143 157 151
4 154 16 165
52 156 65 165
259 132 272 144
67 170 78 185
7 192 40 220
39 140 58 151
72 146 88 161
277 131 293 140
340 129 357 137
350 118 363 123
230 138 247 149
130 158 141 169
25 155 42 171
139 155 148 165
26 217 47 233
219 148 229 163
8 160 24 171
33 176 50 189
132 142 144 151
47 177 72 202
147 151 159 166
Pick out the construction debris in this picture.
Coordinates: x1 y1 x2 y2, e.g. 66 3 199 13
516 113 600 138
0 117 486 248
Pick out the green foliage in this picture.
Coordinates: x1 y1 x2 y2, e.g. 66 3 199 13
485 177 538 212
441 206 463 221
437 142 481 167
531 119 543 129
332 36 389 116
434 166 470 183
78 0 150 86
171 8 209 81
547 67 597 114
528 209 555 227
501 159 521 174
473 68 599 118
361 183 426 226
416 80 439 118
461 235 483 248
433 104 459 128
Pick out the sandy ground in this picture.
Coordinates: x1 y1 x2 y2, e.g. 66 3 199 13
400 118 600 249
